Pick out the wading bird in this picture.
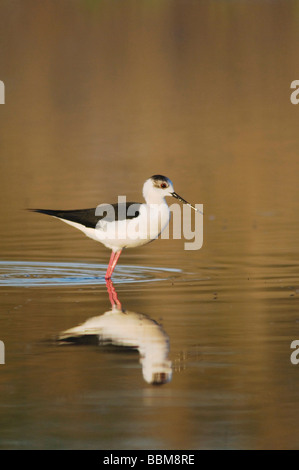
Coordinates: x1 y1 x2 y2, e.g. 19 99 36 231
31 175 200 279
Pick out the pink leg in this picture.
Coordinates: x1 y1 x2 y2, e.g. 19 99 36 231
106 279 122 309
105 251 116 280
105 250 122 279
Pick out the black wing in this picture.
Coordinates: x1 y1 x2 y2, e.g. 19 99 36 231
29 203 141 229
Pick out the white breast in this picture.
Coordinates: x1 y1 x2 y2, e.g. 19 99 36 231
94 202 171 251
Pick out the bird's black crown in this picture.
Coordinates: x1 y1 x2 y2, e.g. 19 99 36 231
150 175 171 189
151 175 169 182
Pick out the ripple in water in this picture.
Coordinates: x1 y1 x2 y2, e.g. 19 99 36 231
0 261 182 287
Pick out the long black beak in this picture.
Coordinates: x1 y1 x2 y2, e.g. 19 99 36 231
171 192 203 214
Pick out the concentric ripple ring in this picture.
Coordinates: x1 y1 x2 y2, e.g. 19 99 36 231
0 261 182 287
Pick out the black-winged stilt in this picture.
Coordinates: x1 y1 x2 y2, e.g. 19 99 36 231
30 175 199 279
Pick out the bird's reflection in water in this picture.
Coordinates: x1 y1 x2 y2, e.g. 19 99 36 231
58 280 172 385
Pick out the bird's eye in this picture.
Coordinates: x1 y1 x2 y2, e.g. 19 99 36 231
161 183 167 189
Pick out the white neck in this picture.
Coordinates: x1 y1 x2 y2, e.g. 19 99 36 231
143 180 167 205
